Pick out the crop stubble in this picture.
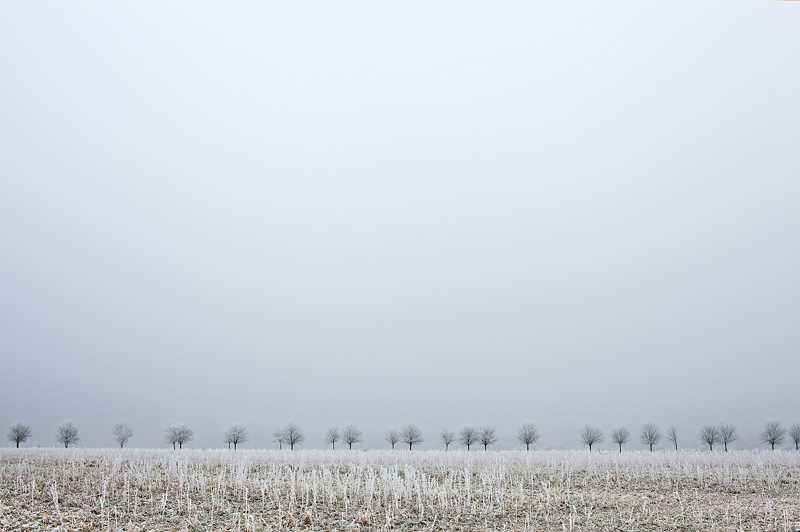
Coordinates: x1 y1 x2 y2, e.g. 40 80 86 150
1 449 798 531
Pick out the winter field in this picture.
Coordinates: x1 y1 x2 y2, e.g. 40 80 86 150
1 449 799 531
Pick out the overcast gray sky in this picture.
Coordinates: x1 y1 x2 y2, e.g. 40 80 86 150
1 1 799 451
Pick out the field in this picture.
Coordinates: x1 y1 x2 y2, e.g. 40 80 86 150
1 448 799 531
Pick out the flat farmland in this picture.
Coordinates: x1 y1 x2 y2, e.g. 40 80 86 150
1 448 799 531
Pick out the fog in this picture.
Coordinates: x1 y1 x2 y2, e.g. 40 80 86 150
1 1 799 451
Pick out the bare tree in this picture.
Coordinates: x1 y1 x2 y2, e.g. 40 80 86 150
440 428 455 451
611 427 630 452
698 424 720 451
165 422 193 449
282 421 305 450
760 421 786 450
112 423 133 448
639 423 662 452
385 428 400 449
666 426 678 450
718 423 737 452
401 424 424 450
459 426 478 450
7 421 32 448
578 425 604 451
789 424 800 451
272 427 287 450
517 423 540 451
55 421 80 448
324 427 340 450
479 425 498 450
223 423 248 450
342 424 362 449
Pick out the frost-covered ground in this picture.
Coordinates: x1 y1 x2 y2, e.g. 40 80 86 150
1 448 799 531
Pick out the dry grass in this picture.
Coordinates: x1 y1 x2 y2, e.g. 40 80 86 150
1 448 799 531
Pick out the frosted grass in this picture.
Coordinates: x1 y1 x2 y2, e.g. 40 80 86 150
1 448 799 530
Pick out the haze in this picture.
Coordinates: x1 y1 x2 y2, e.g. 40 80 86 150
1 1 799 451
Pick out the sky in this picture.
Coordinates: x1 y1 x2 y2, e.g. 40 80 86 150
1 1 799 451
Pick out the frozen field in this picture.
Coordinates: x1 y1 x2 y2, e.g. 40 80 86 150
1 448 799 531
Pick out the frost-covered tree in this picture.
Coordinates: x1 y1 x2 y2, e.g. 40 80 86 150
281 421 304 450
165 422 193 449
666 426 678 450
401 424 424 450
440 428 455 451
611 427 630 452
479 426 497 450
223 423 248 450
273 427 287 449
112 423 133 448
324 427 340 450
342 424 362 449
579 425 604 451
459 426 478 450
789 424 800 451
718 423 737 452
7 421 32 448
698 424 720 451
385 428 400 449
760 421 786 450
516 423 540 451
56 421 80 448
639 423 662 452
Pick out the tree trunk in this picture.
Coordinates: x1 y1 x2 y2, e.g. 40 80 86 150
234 443 237 450
588 443 592 451
65 443 68 448
179 442 182 449
526 443 530 451
349 442 352 449
409 443 412 450
771 442 775 450
649 443 653 452
173 442 176 450
16 441 19 448
618 443 622 453
724 442 727 452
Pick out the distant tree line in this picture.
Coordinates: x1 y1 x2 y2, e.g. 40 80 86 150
7 419 800 451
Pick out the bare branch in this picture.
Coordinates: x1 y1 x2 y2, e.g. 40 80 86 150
611 427 630 452
281 421 305 450
697 424 720 451
342 424 362 449
578 425 604 451
401 424 424 450
718 423 737 452
639 423 662 452
440 428 456 451
324 427 340 450
385 428 400 449
458 426 478 450
789 424 800 451
112 423 133 449
55 421 80 448
223 423 248 450
478 426 497 450
165 422 193 449
666 426 678 450
516 423 540 451
760 421 786 450
7 421 32 448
